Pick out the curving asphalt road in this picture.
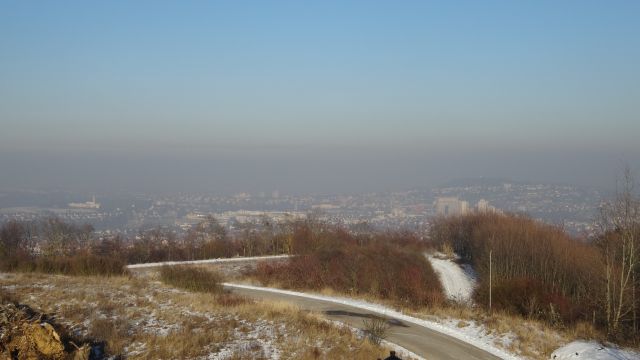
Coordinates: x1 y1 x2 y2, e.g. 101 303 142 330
224 284 503 360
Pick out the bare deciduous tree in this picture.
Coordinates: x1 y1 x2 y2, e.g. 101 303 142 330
597 167 640 337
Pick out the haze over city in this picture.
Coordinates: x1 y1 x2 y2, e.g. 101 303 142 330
1 1 639 194
3 2 640 360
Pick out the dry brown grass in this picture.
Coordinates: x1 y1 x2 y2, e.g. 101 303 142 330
439 242 456 259
239 268 615 360
403 304 606 360
159 265 223 293
139 327 230 359
0 272 405 359
89 317 130 355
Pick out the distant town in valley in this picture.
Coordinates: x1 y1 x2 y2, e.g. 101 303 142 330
0 179 603 237
3 1 640 357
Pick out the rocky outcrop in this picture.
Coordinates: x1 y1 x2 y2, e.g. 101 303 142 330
0 302 91 360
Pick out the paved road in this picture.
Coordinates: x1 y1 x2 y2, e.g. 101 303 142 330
225 285 503 360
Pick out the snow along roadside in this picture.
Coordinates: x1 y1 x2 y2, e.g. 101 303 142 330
379 339 426 360
223 283 519 360
126 255 290 269
550 341 640 360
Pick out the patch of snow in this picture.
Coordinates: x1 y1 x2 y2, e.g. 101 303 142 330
378 339 426 360
123 342 147 357
206 319 283 359
224 283 519 360
425 252 477 303
126 254 290 269
140 313 181 336
438 318 519 354
550 341 640 360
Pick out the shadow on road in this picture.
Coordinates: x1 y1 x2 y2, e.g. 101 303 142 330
324 310 409 327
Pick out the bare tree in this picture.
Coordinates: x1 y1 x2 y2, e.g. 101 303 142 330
0 220 27 264
189 215 228 259
597 167 640 337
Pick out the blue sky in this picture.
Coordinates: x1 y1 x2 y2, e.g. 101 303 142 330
0 1 639 192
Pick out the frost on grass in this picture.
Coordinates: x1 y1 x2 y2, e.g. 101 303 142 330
0 272 388 359
207 319 284 360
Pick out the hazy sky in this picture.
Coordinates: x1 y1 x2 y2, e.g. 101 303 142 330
1 1 639 194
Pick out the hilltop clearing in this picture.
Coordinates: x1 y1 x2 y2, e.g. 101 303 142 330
0 272 407 359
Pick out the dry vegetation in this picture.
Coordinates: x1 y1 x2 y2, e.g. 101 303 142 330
0 218 127 276
1 179 638 358
0 272 407 359
430 211 639 346
249 221 444 308
0 215 289 277
404 300 603 359
236 215 631 359
159 265 223 294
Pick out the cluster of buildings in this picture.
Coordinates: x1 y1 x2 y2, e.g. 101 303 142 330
1 181 601 236
68 196 101 209
180 210 306 230
433 197 497 216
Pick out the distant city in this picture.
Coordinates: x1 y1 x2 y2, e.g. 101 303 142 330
0 179 604 237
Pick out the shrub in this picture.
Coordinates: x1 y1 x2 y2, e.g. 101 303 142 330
362 316 390 345
160 265 222 294
430 212 602 326
253 236 444 307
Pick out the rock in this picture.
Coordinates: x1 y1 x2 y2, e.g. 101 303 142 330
28 322 65 358
0 301 95 360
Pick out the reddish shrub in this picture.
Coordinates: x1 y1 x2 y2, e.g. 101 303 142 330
252 239 444 307
431 212 603 325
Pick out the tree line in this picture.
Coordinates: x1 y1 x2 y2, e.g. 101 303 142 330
0 215 292 275
429 171 639 342
0 213 444 307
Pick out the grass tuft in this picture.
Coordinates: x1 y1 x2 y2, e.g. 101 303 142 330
159 265 223 293
362 316 390 345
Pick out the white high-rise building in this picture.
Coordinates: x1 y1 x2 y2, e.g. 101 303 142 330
475 199 500 213
476 199 490 212
434 197 469 216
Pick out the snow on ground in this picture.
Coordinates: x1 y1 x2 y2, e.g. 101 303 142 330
0 273 287 359
425 252 477 303
224 283 520 360
327 320 425 360
126 254 290 269
379 339 426 360
550 341 640 360
206 319 284 360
